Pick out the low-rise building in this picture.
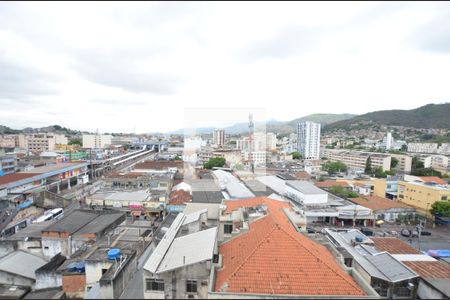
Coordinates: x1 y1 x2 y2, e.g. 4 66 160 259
210 197 376 298
407 143 439 154
349 196 416 222
143 213 218 299
0 250 47 287
321 149 391 172
397 181 450 216
0 155 17 175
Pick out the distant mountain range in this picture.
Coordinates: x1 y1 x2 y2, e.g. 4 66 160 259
325 103 450 131
1 103 449 136
171 114 356 135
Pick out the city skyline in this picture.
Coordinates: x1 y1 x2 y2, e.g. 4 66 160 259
1 2 450 132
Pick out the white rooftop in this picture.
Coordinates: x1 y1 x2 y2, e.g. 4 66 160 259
157 227 217 273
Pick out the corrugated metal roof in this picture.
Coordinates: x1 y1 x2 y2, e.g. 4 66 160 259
156 227 217 273
366 252 418 282
0 251 47 279
182 209 207 225
286 180 327 195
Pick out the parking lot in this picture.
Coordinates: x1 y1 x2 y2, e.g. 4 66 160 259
306 223 450 253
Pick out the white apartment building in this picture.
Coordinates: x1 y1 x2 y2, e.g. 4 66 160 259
418 154 449 169
212 129 225 147
438 143 450 155
27 133 56 153
321 148 391 171
236 132 277 152
407 143 439 154
242 151 267 167
82 134 113 149
297 121 321 160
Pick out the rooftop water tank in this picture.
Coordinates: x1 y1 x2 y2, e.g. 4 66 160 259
75 262 85 273
108 248 121 260
67 262 77 272
355 236 364 243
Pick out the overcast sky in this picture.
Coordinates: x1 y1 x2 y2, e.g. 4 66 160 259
1 2 450 133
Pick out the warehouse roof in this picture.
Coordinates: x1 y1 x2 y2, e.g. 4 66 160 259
0 251 47 280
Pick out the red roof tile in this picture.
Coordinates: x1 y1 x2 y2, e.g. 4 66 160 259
371 237 420 254
0 173 36 186
403 261 450 279
419 176 447 185
215 197 365 296
350 196 413 212
169 190 192 205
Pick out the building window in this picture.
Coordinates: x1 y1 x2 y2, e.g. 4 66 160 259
186 280 198 293
442 196 448 201
146 279 164 291
224 224 233 234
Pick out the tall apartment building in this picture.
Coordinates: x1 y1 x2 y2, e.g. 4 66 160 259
236 132 277 151
27 133 56 153
321 148 391 171
297 121 321 160
82 134 113 149
212 129 225 147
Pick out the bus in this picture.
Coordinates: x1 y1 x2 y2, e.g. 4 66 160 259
34 208 64 223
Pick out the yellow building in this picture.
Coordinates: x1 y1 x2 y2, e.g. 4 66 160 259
397 181 450 216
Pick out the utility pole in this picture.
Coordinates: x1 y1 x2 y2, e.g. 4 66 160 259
249 113 254 173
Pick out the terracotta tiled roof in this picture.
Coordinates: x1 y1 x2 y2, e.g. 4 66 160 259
350 196 413 212
371 237 420 254
169 190 192 205
293 171 311 180
419 176 447 185
403 261 450 279
353 182 369 188
315 180 349 188
0 173 36 186
215 197 366 296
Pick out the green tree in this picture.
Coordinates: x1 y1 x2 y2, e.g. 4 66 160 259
329 185 359 198
68 139 82 146
174 155 182 161
291 151 302 160
322 162 348 175
373 167 387 178
365 156 372 174
400 144 408 152
203 157 226 169
390 157 399 169
430 201 450 218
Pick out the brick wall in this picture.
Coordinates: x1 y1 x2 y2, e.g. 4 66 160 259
62 273 86 299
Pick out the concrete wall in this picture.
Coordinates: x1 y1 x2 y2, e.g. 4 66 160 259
42 238 67 259
0 241 15 258
17 240 44 258
100 252 138 299
0 270 34 287
35 272 62 290
417 279 446 299
143 261 211 299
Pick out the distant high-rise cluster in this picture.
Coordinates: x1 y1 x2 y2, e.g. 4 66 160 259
212 129 225 147
297 121 321 160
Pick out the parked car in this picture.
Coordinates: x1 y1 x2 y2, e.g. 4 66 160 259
306 227 316 234
401 229 411 237
412 230 419 237
360 228 374 236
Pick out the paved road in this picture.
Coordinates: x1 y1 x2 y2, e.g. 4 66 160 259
119 245 154 299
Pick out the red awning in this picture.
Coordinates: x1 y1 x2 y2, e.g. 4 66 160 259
131 211 142 217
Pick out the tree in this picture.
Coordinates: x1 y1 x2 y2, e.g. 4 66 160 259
329 185 358 198
390 157 399 169
291 151 302 160
430 201 450 218
68 139 82 146
323 162 348 175
412 156 424 172
203 157 226 169
174 155 182 161
373 167 387 178
365 156 372 174
401 144 408 152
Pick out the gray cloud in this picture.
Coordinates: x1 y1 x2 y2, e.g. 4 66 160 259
70 49 182 95
0 56 60 100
